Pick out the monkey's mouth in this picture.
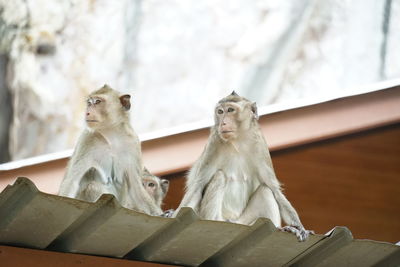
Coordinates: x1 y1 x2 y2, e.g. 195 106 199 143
220 131 235 139
86 120 99 123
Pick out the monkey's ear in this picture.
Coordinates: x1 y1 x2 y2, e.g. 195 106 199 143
120 95 131 110
143 167 150 175
161 179 169 193
251 102 259 120
231 90 239 96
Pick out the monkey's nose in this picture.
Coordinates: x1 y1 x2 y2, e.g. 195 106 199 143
86 112 90 116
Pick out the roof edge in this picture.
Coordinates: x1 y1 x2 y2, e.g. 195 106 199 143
1 79 400 173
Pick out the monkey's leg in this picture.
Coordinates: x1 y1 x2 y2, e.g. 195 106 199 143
77 167 112 202
235 185 281 226
59 179 81 198
78 181 103 202
199 170 226 221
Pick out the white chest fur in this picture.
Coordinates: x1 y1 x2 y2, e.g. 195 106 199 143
91 131 137 184
219 154 260 220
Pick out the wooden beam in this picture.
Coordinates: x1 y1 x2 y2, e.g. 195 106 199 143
0 245 178 267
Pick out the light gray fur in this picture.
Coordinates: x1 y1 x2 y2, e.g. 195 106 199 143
142 168 169 209
59 86 162 216
174 93 312 241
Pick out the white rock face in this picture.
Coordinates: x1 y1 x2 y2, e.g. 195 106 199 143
385 0 400 79
275 0 390 103
0 0 399 161
1 0 138 160
132 0 313 131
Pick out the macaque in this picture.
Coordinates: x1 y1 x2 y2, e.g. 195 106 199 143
174 92 313 241
58 85 162 216
142 168 169 208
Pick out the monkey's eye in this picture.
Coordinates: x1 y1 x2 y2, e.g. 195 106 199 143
227 107 235 112
95 99 101 104
217 109 223 114
148 182 155 187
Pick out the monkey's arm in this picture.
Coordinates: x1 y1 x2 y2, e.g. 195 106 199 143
258 165 312 241
58 159 93 197
172 160 212 217
198 170 227 221
173 138 219 217
59 156 110 198
59 133 104 198
172 164 205 216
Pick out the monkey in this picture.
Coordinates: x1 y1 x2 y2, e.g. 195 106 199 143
142 168 170 209
174 91 313 241
142 168 175 217
58 84 163 216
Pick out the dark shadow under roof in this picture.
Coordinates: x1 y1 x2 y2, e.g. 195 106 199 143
0 177 399 266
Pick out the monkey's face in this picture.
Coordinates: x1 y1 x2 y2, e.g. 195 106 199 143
85 95 107 130
215 102 241 141
215 96 259 142
142 177 169 202
142 178 159 198
85 90 131 131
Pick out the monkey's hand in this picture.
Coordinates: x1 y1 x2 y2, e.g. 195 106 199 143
280 225 314 242
161 209 175 218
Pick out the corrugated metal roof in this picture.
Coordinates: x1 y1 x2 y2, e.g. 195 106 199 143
0 177 399 267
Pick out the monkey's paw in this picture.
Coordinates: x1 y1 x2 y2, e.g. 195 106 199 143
280 226 314 242
161 209 175 218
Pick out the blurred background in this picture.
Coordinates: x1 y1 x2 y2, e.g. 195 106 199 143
0 0 400 245
0 0 399 163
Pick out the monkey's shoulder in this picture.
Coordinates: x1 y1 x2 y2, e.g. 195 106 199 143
79 130 106 142
72 131 110 156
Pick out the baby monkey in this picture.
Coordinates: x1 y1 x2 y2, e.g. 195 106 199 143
142 168 169 209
